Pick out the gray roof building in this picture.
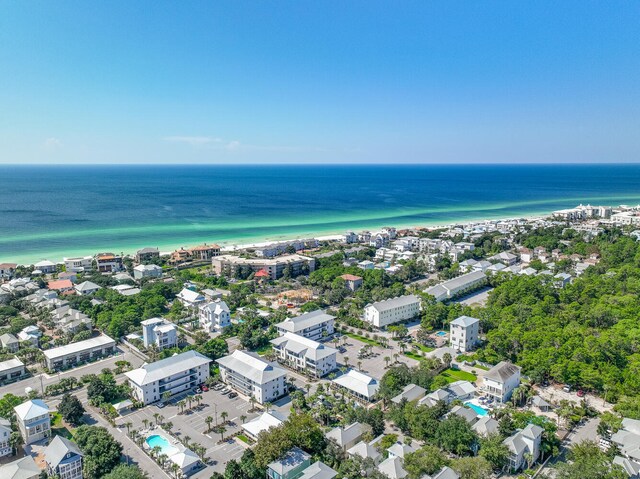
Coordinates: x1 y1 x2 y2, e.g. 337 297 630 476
0 456 40 479
45 435 83 471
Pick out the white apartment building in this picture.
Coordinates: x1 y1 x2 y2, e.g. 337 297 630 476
14 399 50 445
212 254 316 280
0 357 26 384
364 295 421 328
133 264 163 280
216 350 287 404
141 318 177 350
198 299 231 332
45 435 84 479
43 335 116 371
483 361 521 403
63 256 93 273
270 332 337 378
0 418 11 457
449 315 480 353
125 350 211 405
275 310 335 341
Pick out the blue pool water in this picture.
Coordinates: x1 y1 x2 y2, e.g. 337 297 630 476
436 331 447 337
465 401 489 416
146 434 178 455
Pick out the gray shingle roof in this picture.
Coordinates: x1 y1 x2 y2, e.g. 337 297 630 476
484 361 521 383
45 435 83 469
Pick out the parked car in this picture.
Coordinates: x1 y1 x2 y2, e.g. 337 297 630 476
195 388 202 394
202 385 209 392
577 389 585 397
563 384 572 393
228 392 238 399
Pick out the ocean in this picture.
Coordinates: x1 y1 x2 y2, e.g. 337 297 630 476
1 164 640 265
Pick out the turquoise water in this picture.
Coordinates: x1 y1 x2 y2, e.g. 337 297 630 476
2 164 640 264
146 434 178 455
465 401 489 416
436 331 447 337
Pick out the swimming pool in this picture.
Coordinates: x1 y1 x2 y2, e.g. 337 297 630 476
146 434 179 456
465 401 489 417
436 331 447 337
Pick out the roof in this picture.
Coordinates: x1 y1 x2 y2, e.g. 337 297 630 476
242 411 286 438
134 264 162 271
0 357 24 373
75 281 100 293
170 449 200 469
200 299 230 314
275 310 335 333
450 315 479 328
271 333 337 362
339 274 362 281
387 441 417 459
447 380 476 398
366 294 420 313
216 350 286 384
0 263 18 269
254 269 269 278
0 456 40 479
177 288 204 303
332 370 379 399
484 361 521 383
45 435 83 469
392 383 427 404
0 333 18 344
14 399 49 420
432 466 460 479
268 447 311 475
137 247 159 254
472 416 499 436
450 405 478 424
48 279 73 290
299 461 337 479
378 456 407 479
43 335 116 361
35 260 56 267
326 422 368 447
126 351 212 386
347 441 381 461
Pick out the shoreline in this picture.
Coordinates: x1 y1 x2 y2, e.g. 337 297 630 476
3 210 550 267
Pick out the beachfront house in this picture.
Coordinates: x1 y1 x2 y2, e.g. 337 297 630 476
94 253 123 273
135 247 160 263
449 315 480 353
483 361 521 403
63 256 93 273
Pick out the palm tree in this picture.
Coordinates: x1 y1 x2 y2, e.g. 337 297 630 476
158 453 168 468
216 425 227 441
442 352 452 368
187 396 193 410
357 361 362 371
384 356 391 368
304 384 311 396
177 400 186 414
9 431 23 455
151 445 162 458
125 422 133 435
393 353 399 363
162 391 172 403
343 356 349 368
142 418 150 430
240 415 247 424
220 411 229 424
170 462 180 479
194 394 203 408
205 416 214 433
153 413 161 425
158 414 165 426
249 395 256 411
524 452 534 470
183 435 191 448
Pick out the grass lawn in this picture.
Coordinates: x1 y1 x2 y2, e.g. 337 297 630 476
51 412 63 427
474 364 490 371
237 434 251 444
50 413 75 439
255 344 273 356
345 332 382 347
415 344 434 353
437 368 478 383
404 351 423 361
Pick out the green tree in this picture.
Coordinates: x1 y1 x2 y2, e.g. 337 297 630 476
478 433 510 470
451 456 493 479
404 445 449 479
74 426 123 479
433 415 477 456
57 393 85 426
102 465 148 479
555 440 626 479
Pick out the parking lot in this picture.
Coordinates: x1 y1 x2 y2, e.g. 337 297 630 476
338 334 419 381
118 384 262 477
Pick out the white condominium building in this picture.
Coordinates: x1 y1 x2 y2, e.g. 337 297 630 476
125 350 211 405
199 299 231 332
449 315 480 353
141 318 177 350
216 350 287 404
14 399 50 445
43 335 116 371
275 310 335 341
364 295 421 328
270 332 337 378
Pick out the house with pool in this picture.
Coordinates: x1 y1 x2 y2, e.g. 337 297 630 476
145 432 201 476
482 361 521 403
125 350 211 405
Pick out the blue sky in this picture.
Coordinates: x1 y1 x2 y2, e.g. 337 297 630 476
1 1 639 164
